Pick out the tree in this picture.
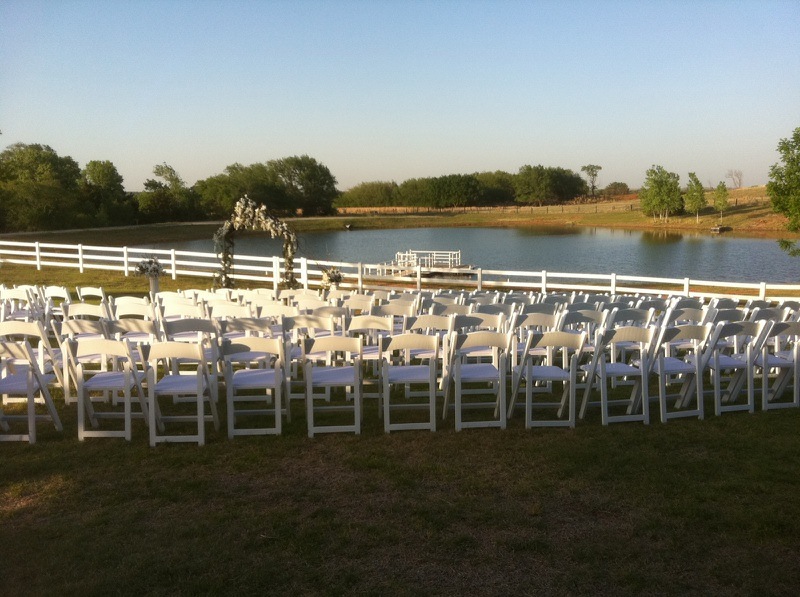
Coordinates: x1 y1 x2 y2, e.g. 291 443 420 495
766 127 800 255
80 160 134 226
0 143 82 231
602 182 630 197
581 164 602 197
266 155 338 216
713 181 729 222
684 172 707 223
639 165 682 222
336 181 399 207
194 162 290 218
474 171 516 205
0 142 80 190
137 163 198 223
767 127 800 231
429 174 482 209
726 169 743 189
515 165 587 206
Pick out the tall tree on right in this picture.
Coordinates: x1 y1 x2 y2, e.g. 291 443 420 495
767 126 800 255
639 165 682 222
713 182 729 223
581 164 602 197
684 172 707 223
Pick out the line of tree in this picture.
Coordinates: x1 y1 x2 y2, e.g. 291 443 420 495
337 165 612 209
638 165 733 224
0 143 339 232
0 141 636 233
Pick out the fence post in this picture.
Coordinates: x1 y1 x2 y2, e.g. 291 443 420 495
35 242 41 271
759 282 766 300
477 268 483 291
541 270 547 294
416 265 422 291
78 244 84 273
357 263 363 292
273 256 280 292
684 278 691 296
300 258 308 289
610 272 616 295
170 249 177 280
122 246 129 276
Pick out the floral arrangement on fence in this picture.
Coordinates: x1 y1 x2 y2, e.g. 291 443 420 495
321 266 343 288
213 196 299 289
135 256 166 279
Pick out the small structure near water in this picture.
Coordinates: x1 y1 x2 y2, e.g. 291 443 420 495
378 249 477 278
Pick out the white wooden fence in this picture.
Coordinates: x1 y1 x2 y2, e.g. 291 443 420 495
1 239 799 301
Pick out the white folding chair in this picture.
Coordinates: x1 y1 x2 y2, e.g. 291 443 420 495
380 333 438 432
0 339 63 443
147 340 220 446
444 331 512 431
757 321 800 410
303 335 363 437
509 330 586 428
653 323 715 422
707 320 771 416
580 326 657 425
223 336 286 437
70 337 149 441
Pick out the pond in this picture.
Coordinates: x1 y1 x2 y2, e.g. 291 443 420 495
140 226 800 284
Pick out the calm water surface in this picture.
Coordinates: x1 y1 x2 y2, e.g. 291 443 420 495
142 226 800 284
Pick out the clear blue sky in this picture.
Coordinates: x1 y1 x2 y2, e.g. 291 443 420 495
2 0 798 192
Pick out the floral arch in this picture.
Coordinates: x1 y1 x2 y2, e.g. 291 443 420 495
213 196 299 289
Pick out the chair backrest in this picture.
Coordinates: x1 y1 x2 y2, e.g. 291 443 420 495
104 318 160 343
710 308 749 324
220 317 276 338
63 301 111 321
148 339 208 365
113 301 157 320
452 312 505 333
347 315 393 336
380 332 439 358
303 335 362 362
671 297 705 310
76 286 107 302
282 314 336 340
749 307 788 323
252 300 298 319
161 317 218 342
406 314 454 335
207 301 254 319
607 307 655 329
475 303 517 317
451 330 513 354
69 337 136 364
0 339 49 386
430 303 471 316
295 296 330 312
710 297 740 310
60 318 107 340
371 302 417 318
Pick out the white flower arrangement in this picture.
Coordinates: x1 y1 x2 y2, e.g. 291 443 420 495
135 256 166 279
321 266 343 288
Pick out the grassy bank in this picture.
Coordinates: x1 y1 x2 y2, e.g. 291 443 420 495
3 393 800 595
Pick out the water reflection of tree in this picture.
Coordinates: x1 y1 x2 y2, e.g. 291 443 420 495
641 230 683 244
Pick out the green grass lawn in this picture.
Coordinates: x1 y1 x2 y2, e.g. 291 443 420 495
2 389 800 595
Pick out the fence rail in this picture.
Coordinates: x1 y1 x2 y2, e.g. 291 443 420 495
2 240 799 301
